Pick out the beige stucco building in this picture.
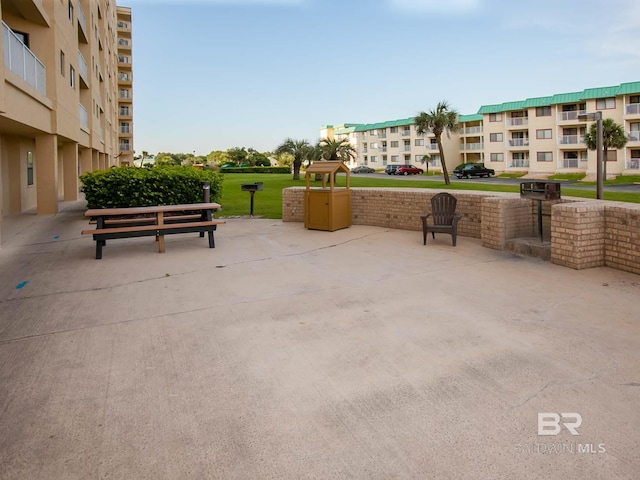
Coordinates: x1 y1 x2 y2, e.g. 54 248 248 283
0 0 133 236
325 81 640 177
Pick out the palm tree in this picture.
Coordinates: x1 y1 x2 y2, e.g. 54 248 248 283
583 118 628 179
415 101 460 185
318 138 357 163
275 138 311 180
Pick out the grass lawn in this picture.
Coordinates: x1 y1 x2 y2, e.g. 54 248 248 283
216 174 640 219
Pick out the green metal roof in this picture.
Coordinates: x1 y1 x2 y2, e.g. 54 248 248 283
522 96 553 108
617 81 640 95
500 101 526 111
477 104 503 114
550 91 583 104
458 113 483 122
580 86 620 100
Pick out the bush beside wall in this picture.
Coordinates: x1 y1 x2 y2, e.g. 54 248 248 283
80 166 223 209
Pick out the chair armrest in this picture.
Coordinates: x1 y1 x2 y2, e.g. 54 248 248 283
420 213 432 219
452 214 462 226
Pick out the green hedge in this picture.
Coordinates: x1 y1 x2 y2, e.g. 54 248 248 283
80 166 224 209
221 166 291 174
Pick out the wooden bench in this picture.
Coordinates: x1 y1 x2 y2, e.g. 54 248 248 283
82 220 225 259
82 203 222 259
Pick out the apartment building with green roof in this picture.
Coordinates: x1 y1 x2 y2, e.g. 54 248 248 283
322 81 640 177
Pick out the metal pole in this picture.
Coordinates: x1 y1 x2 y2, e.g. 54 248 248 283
202 181 210 203
538 200 543 242
596 112 603 200
250 191 255 217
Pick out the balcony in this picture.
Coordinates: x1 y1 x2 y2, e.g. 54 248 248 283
509 159 529 168
507 138 529 148
557 110 587 123
403 146 411 152
401 131 411 137
559 135 585 145
627 131 640 142
464 126 483 135
507 117 528 128
3 22 46 95
119 142 132 151
626 104 640 116
426 144 439 151
79 104 89 130
120 125 130 134
78 51 88 87
625 158 640 170
77 1 88 42
462 142 484 151
560 158 586 169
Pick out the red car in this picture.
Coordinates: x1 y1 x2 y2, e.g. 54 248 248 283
396 165 424 175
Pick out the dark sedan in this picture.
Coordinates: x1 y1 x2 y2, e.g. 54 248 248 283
453 163 495 179
351 165 376 174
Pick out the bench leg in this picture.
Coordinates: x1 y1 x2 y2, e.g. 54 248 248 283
208 230 215 248
96 239 103 259
199 231 205 238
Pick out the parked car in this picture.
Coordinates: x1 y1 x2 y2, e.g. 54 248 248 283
453 163 495 179
385 165 400 175
396 165 424 175
351 165 375 174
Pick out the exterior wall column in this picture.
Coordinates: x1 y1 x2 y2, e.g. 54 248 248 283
35 134 59 214
6 139 22 214
99 152 106 170
62 142 79 201
79 148 92 175
92 150 99 171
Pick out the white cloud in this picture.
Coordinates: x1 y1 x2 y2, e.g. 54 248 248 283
389 0 481 15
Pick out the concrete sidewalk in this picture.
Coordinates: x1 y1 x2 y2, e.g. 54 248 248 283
0 201 639 479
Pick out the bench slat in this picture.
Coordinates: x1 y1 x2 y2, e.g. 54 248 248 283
88 214 202 225
82 220 225 236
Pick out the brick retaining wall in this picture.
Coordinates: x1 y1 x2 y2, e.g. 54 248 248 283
282 187 639 275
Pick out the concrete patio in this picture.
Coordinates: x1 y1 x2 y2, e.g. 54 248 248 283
0 200 638 479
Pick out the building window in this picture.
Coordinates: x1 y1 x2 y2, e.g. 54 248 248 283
490 153 504 162
120 122 130 134
12 30 29 48
370 156 377 163
596 97 615 110
489 133 503 142
414 139 424 146
70 66 75 88
536 106 551 117
404 154 411 162
630 95 640 104
390 127 398 133
606 150 617 162
27 152 34 186
430 155 441 166
489 113 502 122
415 155 424 162
391 155 399 162
537 152 553 162
119 89 129 98
382 155 387 164
60 51 65 76
536 129 552 139
390 141 398 148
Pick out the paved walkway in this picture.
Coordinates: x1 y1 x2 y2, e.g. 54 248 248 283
0 201 639 479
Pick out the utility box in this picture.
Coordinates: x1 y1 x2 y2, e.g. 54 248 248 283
304 161 352 231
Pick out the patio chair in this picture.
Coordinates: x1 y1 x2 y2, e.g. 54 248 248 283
420 192 462 246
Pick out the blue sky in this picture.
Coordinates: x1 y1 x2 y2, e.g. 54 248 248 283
125 0 640 155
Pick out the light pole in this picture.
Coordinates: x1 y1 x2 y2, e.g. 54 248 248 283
578 111 603 200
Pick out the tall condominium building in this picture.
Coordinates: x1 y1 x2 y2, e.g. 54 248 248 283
323 81 640 177
0 0 133 230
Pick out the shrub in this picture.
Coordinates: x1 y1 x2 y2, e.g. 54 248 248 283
222 166 291 174
80 165 224 209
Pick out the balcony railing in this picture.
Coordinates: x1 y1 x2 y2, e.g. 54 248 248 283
464 126 483 135
427 144 439 150
3 22 46 95
561 159 581 169
78 50 88 82
507 138 529 147
627 131 640 142
79 104 89 130
463 142 484 151
625 158 640 169
559 135 585 145
509 159 529 168
403 146 411 151
77 1 86 32
626 104 640 115
507 117 528 127
119 143 131 151
119 107 130 116
401 131 411 136
120 125 130 134
558 110 587 122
